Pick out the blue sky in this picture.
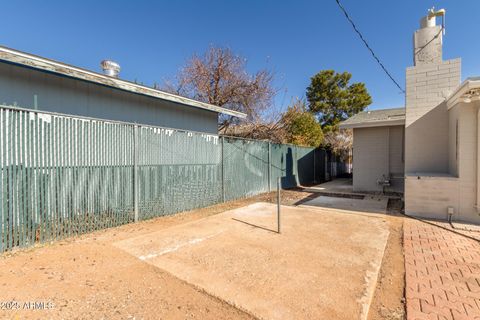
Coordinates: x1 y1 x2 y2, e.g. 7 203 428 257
2 0 479 112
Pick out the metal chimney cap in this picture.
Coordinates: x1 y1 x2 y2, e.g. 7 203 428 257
100 60 121 77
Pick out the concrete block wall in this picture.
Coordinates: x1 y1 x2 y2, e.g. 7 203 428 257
389 126 405 192
406 59 461 127
353 127 388 192
389 126 405 174
401 15 480 223
404 55 480 223
405 175 459 220
353 126 404 193
405 58 461 174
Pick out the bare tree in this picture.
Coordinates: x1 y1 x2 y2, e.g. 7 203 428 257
221 98 324 145
164 46 275 130
221 99 290 143
322 129 352 160
221 119 288 144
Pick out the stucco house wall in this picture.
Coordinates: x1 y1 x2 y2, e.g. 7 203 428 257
405 82 480 224
0 61 219 134
352 125 404 193
405 102 480 224
403 55 465 221
389 125 405 184
449 102 479 222
448 105 460 176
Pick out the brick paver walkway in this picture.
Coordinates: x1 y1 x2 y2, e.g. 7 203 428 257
404 219 480 319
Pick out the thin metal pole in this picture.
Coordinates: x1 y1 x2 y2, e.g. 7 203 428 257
133 125 138 222
277 176 281 234
221 136 225 202
268 142 271 192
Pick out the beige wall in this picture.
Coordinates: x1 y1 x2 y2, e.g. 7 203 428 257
402 58 480 223
405 59 461 174
448 105 460 176
352 126 404 193
406 101 480 224
405 175 459 220
405 102 450 173
449 103 479 223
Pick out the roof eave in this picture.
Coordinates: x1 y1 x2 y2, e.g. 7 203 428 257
339 119 405 129
0 46 247 119
446 79 480 109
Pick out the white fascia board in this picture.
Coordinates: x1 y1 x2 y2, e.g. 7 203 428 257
339 119 405 129
446 79 480 109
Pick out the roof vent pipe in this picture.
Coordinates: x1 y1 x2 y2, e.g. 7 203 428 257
100 60 121 78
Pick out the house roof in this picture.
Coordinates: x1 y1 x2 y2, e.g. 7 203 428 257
446 77 480 109
339 107 406 129
0 45 246 119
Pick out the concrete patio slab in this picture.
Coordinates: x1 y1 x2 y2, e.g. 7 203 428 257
114 202 389 320
301 195 389 214
304 178 355 194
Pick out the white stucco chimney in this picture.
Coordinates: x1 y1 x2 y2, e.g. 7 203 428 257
413 8 445 66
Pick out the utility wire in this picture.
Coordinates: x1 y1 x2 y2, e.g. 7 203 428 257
334 0 405 94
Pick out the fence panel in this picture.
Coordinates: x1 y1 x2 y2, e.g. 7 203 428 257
0 106 344 253
136 127 222 219
296 147 315 186
223 138 269 201
270 144 299 189
0 109 135 252
314 149 327 182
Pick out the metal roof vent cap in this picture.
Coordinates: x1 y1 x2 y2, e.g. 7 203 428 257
100 60 121 78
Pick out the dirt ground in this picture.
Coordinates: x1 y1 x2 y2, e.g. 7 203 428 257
367 200 406 320
0 189 406 320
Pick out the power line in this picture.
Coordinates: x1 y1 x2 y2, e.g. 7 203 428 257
334 0 405 94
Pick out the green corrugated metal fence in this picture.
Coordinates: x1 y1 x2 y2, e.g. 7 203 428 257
0 106 320 253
